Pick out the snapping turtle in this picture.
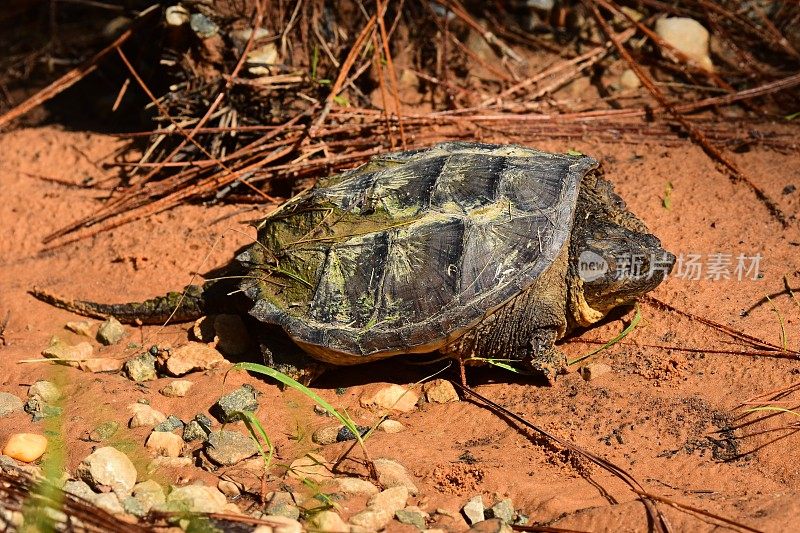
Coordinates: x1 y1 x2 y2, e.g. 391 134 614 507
33 142 674 381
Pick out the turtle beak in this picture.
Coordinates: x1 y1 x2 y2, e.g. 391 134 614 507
575 221 675 316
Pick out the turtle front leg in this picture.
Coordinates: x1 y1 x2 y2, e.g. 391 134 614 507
524 327 567 384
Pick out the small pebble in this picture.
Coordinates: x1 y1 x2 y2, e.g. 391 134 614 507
336 424 370 442
97 317 125 345
76 446 137 498
129 404 166 428
146 431 184 458
213 384 259 422
65 321 92 337
159 380 193 398
0 392 24 418
89 421 120 442
378 419 406 433
3 433 47 462
311 425 341 445
163 342 225 376
154 415 184 433
580 362 612 381
462 495 485 525
28 380 61 403
124 353 157 382
360 384 419 413
205 430 259 466
423 379 460 403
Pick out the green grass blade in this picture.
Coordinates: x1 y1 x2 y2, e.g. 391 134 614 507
237 410 274 471
232 362 362 442
568 304 642 366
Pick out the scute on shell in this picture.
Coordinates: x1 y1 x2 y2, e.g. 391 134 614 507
239 142 597 362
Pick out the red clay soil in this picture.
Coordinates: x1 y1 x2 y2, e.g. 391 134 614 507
1 124 800 531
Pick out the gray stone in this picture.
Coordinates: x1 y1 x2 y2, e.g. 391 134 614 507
396 506 429 529
373 457 419 495
265 491 300 520
124 353 157 382
154 415 184 433
96 317 125 345
488 498 514 524
28 381 61 403
163 484 227 513
0 392 23 418
91 492 124 514
76 447 138 498
183 415 212 442
205 430 259 466
127 479 165 515
63 479 96 500
217 480 241 498
213 384 259 422
462 495 485 525
89 421 120 442
312 425 341 445
308 510 348 532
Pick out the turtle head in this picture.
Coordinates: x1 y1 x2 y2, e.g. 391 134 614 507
568 175 675 327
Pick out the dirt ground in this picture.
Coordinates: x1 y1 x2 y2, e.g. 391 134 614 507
1 122 800 532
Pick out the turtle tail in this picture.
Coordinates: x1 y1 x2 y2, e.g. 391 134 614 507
29 284 209 325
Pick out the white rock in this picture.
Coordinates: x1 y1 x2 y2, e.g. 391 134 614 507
159 380 194 397
128 404 166 428
91 492 124 515
218 480 241 498
332 476 380 496
368 486 409 516
28 380 61 403
360 384 419 413
145 431 184 458
655 17 713 70
308 510 348 532
462 495 485 525
350 507 391 530
42 338 93 361
164 342 225 376
65 321 92 337
377 419 406 433
166 484 227 513
374 457 419 495
131 479 166 513
76 447 138 498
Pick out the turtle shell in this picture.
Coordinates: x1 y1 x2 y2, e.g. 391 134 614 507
239 142 598 363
